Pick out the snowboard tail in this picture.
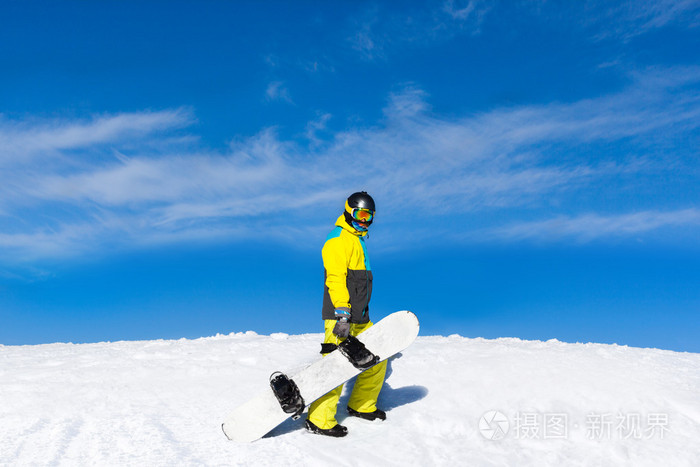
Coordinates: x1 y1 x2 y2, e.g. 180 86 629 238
221 310 419 442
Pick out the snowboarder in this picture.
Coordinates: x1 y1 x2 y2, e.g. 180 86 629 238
305 191 388 438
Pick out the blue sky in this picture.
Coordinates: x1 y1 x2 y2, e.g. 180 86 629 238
1 1 699 352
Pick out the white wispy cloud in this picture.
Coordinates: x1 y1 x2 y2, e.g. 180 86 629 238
478 209 700 243
265 81 293 103
345 0 699 60
0 109 194 164
348 0 491 60
585 0 700 40
1 67 699 261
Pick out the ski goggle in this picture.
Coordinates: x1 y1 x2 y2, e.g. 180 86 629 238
352 208 374 223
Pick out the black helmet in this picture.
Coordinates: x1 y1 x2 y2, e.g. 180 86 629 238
346 191 376 211
344 191 375 231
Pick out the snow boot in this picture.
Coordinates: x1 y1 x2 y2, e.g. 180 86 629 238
347 406 386 421
305 419 348 438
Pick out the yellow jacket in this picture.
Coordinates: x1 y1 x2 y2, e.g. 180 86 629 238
321 215 373 323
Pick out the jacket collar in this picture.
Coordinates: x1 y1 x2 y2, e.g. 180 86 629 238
335 214 367 237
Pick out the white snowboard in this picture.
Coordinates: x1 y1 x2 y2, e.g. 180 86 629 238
222 310 420 442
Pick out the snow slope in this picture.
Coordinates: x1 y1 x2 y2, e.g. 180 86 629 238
1 331 699 466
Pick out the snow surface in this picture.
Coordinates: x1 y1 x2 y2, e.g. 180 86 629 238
1 332 699 466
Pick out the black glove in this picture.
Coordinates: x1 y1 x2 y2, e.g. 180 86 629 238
332 308 351 338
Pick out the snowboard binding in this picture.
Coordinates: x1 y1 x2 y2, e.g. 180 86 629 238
338 335 380 370
269 372 305 420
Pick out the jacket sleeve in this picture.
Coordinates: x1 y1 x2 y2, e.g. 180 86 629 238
322 236 351 311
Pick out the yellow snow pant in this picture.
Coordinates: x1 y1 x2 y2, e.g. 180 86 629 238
306 320 388 429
